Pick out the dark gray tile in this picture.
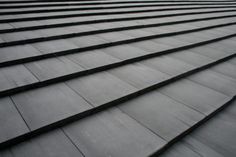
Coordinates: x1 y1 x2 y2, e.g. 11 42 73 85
39 28 76 37
0 97 29 143
98 32 133 42
189 70 236 97
12 83 92 130
90 22 123 30
169 51 214 66
6 129 84 157
154 100 236 157
109 63 170 89
69 35 108 48
64 108 166 157
1 32 27 42
185 100 236 157
32 40 78 54
1 31 43 42
141 56 196 76
119 92 204 140
189 46 231 60
173 34 204 44
25 56 84 81
0 37 4 44
11 21 42 28
66 50 120 69
0 65 39 92
121 29 153 38
160 79 230 115
212 62 236 79
218 39 236 51
160 23 197 32
183 136 224 157
0 45 41 63
206 42 236 55
67 25 97 33
188 31 219 41
152 37 191 47
131 40 171 53
228 57 236 65
160 142 202 157
66 72 137 107
102 44 147 60
0 24 13 30
145 27 170 34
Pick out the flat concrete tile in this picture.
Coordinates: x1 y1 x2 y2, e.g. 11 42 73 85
189 46 231 60
0 65 39 92
169 50 214 66
160 79 230 115
12 83 92 130
109 63 169 89
66 72 137 107
119 92 204 140
212 62 236 79
66 50 120 69
141 56 196 76
0 97 29 143
32 39 78 54
64 108 166 157
25 56 84 81
69 35 108 48
8 129 84 157
131 40 171 53
189 70 236 97
0 45 41 63
103 44 148 60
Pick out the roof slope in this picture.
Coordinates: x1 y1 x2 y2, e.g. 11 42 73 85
0 0 235 156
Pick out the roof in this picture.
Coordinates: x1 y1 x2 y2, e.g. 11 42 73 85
0 0 235 156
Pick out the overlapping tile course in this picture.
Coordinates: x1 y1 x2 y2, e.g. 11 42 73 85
0 0 235 156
